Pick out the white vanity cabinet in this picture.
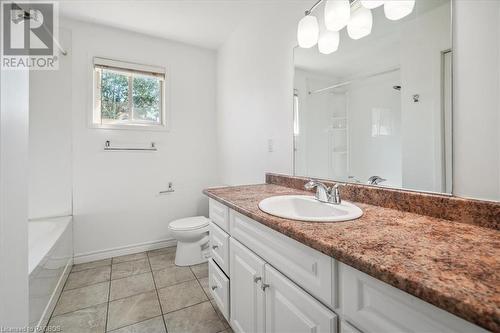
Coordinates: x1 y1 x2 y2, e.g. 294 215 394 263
229 237 338 333
207 199 488 333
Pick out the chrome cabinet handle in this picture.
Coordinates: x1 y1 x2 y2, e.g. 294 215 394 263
261 283 270 291
254 276 262 283
211 285 218 290
212 245 219 250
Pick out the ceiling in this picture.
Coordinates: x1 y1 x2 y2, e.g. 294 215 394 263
57 0 279 49
294 0 450 79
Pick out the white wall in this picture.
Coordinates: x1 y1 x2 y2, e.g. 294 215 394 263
0 70 30 326
216 4 300 185
61 19 219 259
453 0 500 201
29 29 73 219
400 2 451 193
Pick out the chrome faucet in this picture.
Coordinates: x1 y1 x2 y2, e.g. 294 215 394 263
304 180 342 205
367 176 386 185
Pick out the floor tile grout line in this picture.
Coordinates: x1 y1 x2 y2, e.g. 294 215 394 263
147 251 169 333
104 266 112 332
48 300 109 319
112 253 149 265
108 286 156 303
112 257 149 266
71 263 111 274
63 278 111 292
154 275 198 291
106 290 162 332
69 263 112 275
110 268 152 282
150 263 178 272
193 272 213 303
163 299 212 315
106 315 164 333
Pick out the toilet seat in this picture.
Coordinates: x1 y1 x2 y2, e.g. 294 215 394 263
168 216 209 231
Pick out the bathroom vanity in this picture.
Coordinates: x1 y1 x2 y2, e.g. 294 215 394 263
204 175 499 333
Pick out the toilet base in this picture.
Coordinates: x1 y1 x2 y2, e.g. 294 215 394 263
174 240 209 266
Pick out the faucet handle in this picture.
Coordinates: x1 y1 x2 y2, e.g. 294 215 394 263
330 183 344 204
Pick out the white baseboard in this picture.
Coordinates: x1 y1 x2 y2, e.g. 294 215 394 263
74 238 177 264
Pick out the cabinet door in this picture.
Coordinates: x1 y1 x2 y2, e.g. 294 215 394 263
265 264 337 333
230 238 266 333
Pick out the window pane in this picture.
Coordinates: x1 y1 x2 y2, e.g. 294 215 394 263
132 76 161 123
100 70 129 123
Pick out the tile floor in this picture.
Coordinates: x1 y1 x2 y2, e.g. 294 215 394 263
47 246 232 333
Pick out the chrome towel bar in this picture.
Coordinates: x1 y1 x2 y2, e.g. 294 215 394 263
104 140 157 151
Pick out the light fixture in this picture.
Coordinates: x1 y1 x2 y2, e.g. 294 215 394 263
347 6 373 40
360 0 384 9
324 0 350 32
297 15 319 48
318 31 340 54
384 0 415 20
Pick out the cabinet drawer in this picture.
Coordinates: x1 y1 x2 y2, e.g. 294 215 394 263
210 222 230 276
209 198 229 232
230 209 335 308
209 258 230 321
339 263 487 333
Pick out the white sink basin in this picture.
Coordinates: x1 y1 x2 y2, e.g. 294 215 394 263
258 195 363 222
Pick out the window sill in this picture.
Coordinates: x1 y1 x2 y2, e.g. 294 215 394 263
89 123 169 132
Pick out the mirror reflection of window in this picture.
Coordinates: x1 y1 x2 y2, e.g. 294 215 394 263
371 108 394 137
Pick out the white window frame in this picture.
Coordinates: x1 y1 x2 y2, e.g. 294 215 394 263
92 57 167 130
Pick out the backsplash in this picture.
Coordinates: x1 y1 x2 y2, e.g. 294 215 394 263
266 173 500 230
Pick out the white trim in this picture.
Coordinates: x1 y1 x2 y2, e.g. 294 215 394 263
35 257 73 330
94 57 165 75
73 238 177 264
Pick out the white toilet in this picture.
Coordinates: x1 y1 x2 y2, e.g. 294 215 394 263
168 216 210 266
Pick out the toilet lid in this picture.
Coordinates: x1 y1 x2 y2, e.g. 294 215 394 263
168 216 209 231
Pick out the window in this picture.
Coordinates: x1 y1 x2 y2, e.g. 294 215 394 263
93 57 166 129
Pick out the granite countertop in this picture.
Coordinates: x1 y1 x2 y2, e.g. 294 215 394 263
204 184 500 332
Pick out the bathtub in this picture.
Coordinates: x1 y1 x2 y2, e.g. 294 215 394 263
29 216 73 329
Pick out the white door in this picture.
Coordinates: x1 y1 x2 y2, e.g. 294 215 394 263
265 264 337 333
229 238 266 333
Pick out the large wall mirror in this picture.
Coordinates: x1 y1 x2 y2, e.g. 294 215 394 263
293 0 452 194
